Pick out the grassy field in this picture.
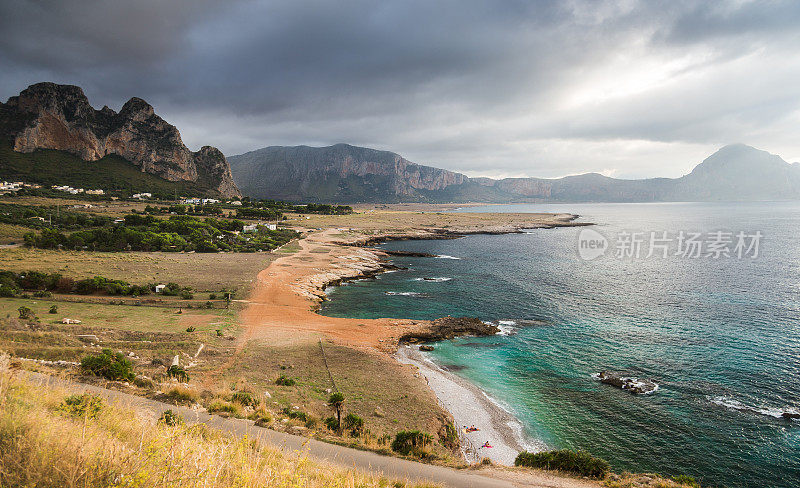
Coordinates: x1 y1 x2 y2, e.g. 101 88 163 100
0 247 279 293
0 298 237 365
0 223 29 244
224 341 452 443
0 366 438 488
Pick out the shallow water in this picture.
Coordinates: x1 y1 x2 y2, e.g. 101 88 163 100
321 202 800 488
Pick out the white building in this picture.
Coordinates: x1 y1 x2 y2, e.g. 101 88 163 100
201 198 220 205
132 193 152 200
243 224 258 233
155 284 166 293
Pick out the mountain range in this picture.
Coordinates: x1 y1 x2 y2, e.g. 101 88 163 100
0 83 240 197
229 143 800 203
3 82 799 204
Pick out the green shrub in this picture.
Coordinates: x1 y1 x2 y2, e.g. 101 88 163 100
80 349 135 381
17 306 35 321
207 400 241 416
514 449 609 479
32 290 52 298
166 365 190 383
275 375 295 386
204 301 213 309
230 392 259 407
59 393 104 419
282 406 308 422
180 290 194 300
209 293 217 300
391 430 433 456
343 413 364 436
672 475 701 487
185 326 196 332
158 409 184 426
48 305 58 314
324 416 339 431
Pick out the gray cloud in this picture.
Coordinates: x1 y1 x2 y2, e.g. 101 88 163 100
2 0 799 179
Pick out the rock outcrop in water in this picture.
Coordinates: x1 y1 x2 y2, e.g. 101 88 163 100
400 316 499 344
0 82 240 197
595 371 659 395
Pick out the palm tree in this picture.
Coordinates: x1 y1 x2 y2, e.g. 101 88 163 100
328 392 345 433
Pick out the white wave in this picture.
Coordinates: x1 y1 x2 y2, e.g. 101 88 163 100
384 291 426 297
708 396 798 419
495 320 518 336
412 277 452 282
435 255 461 260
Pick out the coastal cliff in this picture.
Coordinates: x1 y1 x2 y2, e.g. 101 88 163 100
0 82 240 197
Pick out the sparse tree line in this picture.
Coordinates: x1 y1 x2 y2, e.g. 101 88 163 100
0 270 193 298
0 203 111 230
22 214 298 252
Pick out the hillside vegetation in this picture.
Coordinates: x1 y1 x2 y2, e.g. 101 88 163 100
0 361 436 488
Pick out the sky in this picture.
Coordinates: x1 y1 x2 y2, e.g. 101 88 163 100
2 0 800 179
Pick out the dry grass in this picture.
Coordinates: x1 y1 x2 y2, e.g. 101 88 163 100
603 472 701 488
224 341 453 450
0 247 279 293
0 365 438 488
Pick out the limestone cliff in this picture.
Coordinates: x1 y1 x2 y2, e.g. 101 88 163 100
0 82 239 197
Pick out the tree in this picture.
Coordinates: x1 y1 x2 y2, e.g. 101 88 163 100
328 392 345 433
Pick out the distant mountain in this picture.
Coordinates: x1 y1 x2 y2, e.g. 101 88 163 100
0 82 240 197
229 143 800 203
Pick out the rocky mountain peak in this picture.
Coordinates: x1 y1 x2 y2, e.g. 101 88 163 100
119 97 155 120
1 82 240 197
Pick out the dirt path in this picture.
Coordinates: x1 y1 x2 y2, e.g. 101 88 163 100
25 372 601 488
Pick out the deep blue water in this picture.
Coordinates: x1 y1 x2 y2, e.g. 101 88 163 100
320 202 800 488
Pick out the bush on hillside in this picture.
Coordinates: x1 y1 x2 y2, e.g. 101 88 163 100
59 394 104 419
343 413 364 437
166 365 190 383
158 409 184 426
514 449 609 479
80 349 135 381
391 430 433 457
275 375 295 386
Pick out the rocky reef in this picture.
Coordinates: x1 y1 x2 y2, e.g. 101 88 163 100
0 82 239 197
595 371 659 395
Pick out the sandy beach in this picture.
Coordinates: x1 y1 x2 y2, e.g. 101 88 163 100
397 345 546 465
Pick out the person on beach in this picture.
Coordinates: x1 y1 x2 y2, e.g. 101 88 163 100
481 441 493 448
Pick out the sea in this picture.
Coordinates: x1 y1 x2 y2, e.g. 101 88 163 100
320 202 800 488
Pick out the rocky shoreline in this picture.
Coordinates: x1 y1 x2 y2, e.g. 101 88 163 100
295 214 591 347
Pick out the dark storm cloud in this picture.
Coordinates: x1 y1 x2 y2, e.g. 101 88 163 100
2 0 799 178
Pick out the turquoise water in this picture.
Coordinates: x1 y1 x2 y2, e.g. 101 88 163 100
320 202 800 488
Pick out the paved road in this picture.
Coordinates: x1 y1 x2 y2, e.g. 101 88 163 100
25 373 524 487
